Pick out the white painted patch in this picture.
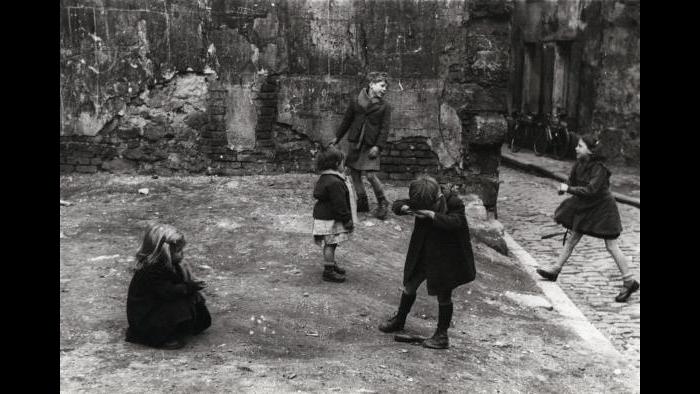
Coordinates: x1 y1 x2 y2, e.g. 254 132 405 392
216 219 242 230
504 291 553 310
436 102 463 168
76 111 111 136
88 255 120 262
250 44 260 65
225 84 257 150
173 74 208 100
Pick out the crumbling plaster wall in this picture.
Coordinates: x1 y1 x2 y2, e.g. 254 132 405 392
60 0 512 208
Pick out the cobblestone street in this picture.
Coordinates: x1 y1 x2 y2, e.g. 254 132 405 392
498 166 640 370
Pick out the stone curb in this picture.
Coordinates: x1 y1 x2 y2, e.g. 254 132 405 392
503 232 627 365
500 153 640 209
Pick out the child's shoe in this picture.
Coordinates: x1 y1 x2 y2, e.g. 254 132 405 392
422 303 452 349
615 280 639 302
378 314 405 333
322 266 346 283
536 267 560 281
374 198 389 220
422 329 449 349
378 292 416 333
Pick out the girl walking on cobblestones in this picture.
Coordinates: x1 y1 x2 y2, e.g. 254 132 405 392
536 135 640 302
312 148 358 283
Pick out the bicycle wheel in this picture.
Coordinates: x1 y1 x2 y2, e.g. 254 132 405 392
533 130 549 156
509 126 521 152
509 136 520 152
553 130 571 160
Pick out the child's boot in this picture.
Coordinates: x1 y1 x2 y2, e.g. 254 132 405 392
333 264 346 275
374 196 389 220
357 194 370 213
423 303 452 349
378 292 416 333
322 265 346 283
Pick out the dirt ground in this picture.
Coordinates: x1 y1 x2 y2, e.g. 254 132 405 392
60 174 639 393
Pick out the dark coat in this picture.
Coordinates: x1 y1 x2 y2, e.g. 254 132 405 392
554 156 622 239
335 89 391 151
392 192 476 295
313 173 352 225
126 263 211 346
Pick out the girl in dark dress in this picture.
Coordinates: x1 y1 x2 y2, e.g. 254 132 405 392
536 135 640 302
378 176 476 349
126 223 211 349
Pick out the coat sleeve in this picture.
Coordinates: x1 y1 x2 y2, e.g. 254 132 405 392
567 163 577 185
392 198 411 215
432 196 467 231
328 181 352 223
335 101 355 141
567 163 609 198
376 104 391 151
313 178 326 200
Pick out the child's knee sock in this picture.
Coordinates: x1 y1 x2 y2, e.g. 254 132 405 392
437 303 453 333
397 292 417 320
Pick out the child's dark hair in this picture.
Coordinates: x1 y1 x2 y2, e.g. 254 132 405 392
580 134 600 151
316 148 345 172
579 133 606 160
408 175 440 210
367 71 389 86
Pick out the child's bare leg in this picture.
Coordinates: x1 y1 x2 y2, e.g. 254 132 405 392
605 238 637 283
323 244 336 264
322 244 345 282
548 230 583 272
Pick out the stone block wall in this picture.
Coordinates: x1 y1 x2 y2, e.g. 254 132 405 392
60 0 513 210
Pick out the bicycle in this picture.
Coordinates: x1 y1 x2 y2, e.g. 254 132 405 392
508 113 535 153
532 112 571 160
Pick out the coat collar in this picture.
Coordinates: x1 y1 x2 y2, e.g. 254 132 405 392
357 88 385 114
320 169 347 180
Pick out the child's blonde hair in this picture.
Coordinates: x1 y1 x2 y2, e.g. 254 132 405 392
135 223 191 280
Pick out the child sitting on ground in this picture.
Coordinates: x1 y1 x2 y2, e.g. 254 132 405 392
126 223 211 349
378 176 476 349
312 148 358 283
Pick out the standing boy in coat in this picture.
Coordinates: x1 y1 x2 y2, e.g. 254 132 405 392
378 176 476 349
329 71 391 220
